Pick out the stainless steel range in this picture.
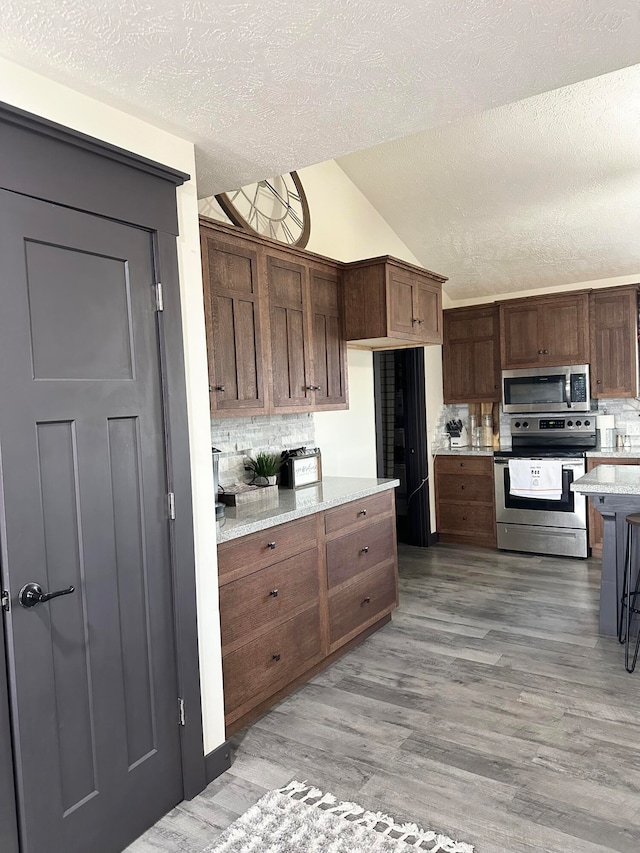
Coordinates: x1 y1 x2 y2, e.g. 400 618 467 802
494 416 597 558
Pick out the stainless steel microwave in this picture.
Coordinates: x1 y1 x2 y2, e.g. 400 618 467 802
502 365 591 414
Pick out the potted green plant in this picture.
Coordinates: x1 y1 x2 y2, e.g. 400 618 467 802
245 451 283 486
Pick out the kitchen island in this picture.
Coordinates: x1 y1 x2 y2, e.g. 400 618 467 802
572 464 640 636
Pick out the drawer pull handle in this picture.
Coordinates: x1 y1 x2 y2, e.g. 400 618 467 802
213 385 225 392
272 653 281 662
361 546 369 554
358 509 367 517
269 589 279 598
267 542 276 550
363 596 371 605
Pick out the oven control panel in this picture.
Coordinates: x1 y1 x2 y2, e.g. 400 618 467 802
511 416 594 434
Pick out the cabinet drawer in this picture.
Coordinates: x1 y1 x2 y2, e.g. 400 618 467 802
217 515 317 581
437 502 494 534
219 548 319 649
436 472 493 503
328 564 397 646
324 490 393 535
222 605 321 717
326 516 395 588
435 455 493 476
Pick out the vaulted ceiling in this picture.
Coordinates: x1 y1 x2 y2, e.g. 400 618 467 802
2 0 640 298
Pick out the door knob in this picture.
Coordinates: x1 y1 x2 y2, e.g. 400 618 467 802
18 582 75 608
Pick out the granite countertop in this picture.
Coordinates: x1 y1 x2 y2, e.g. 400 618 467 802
572 465 640 495
433 446 506 457
586 448 640 458
216 476 400 542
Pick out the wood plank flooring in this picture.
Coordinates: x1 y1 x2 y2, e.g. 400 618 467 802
128 543 640 853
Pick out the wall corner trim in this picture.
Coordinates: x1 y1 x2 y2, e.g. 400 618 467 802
204 740 232 787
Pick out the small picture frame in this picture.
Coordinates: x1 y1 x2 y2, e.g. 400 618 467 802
282 450 322 489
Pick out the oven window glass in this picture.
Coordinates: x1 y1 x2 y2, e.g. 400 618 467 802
502 466 575 512
504 374 565 407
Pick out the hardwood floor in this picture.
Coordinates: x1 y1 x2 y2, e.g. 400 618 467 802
128 543 640 853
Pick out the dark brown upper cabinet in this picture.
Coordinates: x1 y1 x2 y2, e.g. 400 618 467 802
443 304 501 403
590 285 638 398
309 265 348 409
500 292 590 369
200 218 348 417
342 256 446 349
266 252 313 411
201 227 267 416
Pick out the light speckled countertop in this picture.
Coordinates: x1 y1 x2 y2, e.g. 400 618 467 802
572 465 640 495
586 449 640 458
435 447 640 459
216 476 399 542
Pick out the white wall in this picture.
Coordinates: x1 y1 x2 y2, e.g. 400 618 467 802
0 58 225 753
302 161 443 518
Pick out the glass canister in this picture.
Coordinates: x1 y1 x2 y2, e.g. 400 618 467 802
469 414 479 447
481 413 493 447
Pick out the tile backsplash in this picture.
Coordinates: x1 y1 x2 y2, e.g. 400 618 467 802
211 413 315 485
435 398 640 450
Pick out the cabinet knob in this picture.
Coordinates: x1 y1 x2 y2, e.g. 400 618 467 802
462 516 467 521
460 485 465 490
272 653 281 662
543 349 549 355
213 385 225 392
538 349 544 355
306 385 322 391
362 596 371 605
267 542 276 550
358 509 367 517
269 589 279 598
596 379 602 385
361 546 369 553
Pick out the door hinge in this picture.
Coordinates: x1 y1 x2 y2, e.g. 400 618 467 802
168 492 176 520
155 281 164 312
1 590 10 612
178 697 186 727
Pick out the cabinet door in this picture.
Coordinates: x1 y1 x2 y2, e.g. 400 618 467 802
590 288 638 398
267 254 312 410
542 294 589 366
201 232 266 414
443 340 475 401
309 265 348 408
414 279 442 344
500 303 542 368
443 306 500 402
387 266 418 338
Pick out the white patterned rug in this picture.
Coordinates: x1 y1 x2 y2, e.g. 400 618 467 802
204 780 474 852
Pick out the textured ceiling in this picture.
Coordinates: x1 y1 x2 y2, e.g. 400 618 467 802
338 65 640 300
2 1 640 298
1 0 640 199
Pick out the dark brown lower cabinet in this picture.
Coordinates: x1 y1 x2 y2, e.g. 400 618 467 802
217 490 398 733
435 455 496 548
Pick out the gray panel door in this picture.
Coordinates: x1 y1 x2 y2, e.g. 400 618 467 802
0 189 183 853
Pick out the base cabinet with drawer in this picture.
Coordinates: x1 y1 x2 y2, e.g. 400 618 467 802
217 489 399 733
435 455 496 548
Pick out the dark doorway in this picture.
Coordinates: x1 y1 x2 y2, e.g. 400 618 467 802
374 348 432 547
